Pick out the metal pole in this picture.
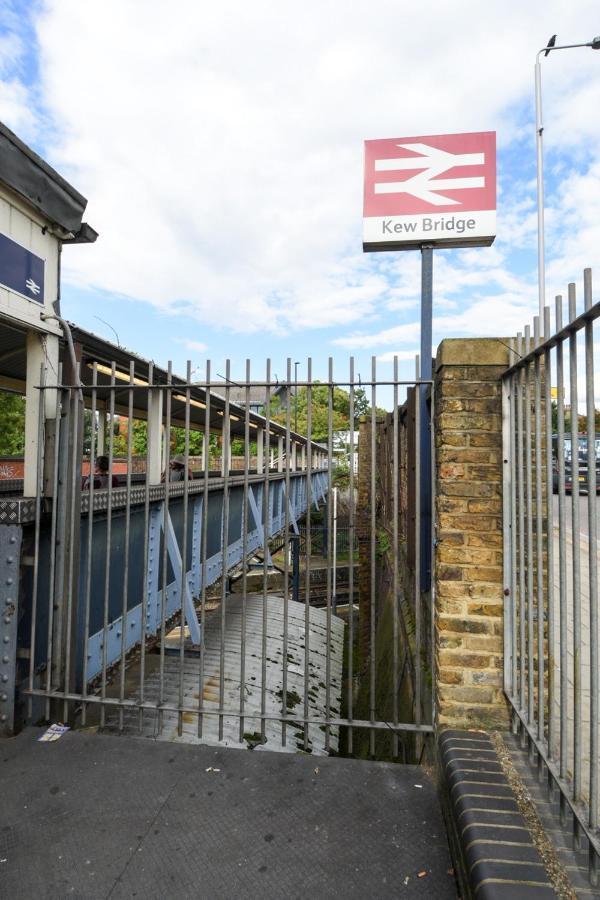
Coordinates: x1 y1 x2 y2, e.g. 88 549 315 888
524 326 534 733
516 333 526 715
27 363 46 721
501 370 514 700
414 354 422 745
100 363 116 729
555 297 569 820
81 363 97 725
534 38 599 332
261 359 271 744
139 362 153 732
291 533 300 604
303 358 312 752
543 308 556 760
420 244 433 589
533 316 545 753
583 269 598 850
369 355 377 756
219 360 231 742
568 284 582 833
197 360 211 738
238 358 251 743
178 360 192 737
325 357 334 752
535 58 546 328
347 356 355 756
392 355 400 757
332 485 337 613
118 360 135 732
294 361 299 434
281 358 292 748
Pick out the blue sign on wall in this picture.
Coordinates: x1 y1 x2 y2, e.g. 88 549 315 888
0 232 45 304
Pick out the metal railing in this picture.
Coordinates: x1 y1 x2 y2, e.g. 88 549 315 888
502 267 599 880
3 354 435 755
298 524 359 557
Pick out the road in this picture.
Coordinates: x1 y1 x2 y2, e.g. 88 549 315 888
552 492 599 540
549 492 599 805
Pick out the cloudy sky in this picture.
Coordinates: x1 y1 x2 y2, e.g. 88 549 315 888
0 0 599 391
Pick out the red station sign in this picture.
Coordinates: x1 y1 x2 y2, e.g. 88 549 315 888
363 131 496 251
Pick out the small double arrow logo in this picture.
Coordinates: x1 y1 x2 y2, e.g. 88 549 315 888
374 143 485 207
25 277 41 295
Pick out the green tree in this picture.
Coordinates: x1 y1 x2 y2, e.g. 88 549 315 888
0 391 25 455
273 383 353 442
111 418 211 459
353 387 370 421
551 401 594 435
169 425 205 456
332 459 350 490
274 383 383 441
110 419 146 456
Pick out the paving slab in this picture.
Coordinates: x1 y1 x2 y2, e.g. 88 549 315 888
0 728 455 899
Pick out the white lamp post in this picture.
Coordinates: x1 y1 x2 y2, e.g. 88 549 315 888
535 34 600 333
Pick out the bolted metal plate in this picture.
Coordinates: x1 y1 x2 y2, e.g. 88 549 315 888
0 472 320 524
0 524 21 737
0 498 36 525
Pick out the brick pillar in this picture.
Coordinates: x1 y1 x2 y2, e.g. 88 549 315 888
435 338 511 729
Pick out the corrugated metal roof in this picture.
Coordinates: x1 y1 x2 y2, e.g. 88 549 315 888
0 320 325 448
107 594 345 755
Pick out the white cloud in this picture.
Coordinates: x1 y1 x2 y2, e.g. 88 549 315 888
334 285 539 349
0 32 24 76
0 79 38 140
175 338 208 353
377 349 421 363
545 160 600 315
0 0 598 340
334 321 422 349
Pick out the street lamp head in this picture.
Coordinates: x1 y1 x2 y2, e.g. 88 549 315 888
591 35 600 49
544 34 557 56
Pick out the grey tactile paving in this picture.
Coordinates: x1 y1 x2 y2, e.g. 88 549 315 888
0 728 456 899
504 732 600 899
439 730 556 899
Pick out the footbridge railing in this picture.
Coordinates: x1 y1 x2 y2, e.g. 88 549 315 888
2 469 327 732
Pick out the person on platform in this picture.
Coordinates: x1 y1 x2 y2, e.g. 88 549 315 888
161 454 192 483
83 455 118 489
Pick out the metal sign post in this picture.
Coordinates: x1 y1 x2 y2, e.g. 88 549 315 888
363 131 497 591
420 245 433 587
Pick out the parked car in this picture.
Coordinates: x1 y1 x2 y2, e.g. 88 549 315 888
552 434 600 494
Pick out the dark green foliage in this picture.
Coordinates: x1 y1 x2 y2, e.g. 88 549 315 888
272 384 372 443
332 460 350 490
0 391 25 455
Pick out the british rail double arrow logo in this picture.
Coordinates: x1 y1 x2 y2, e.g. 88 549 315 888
373 143 486 207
